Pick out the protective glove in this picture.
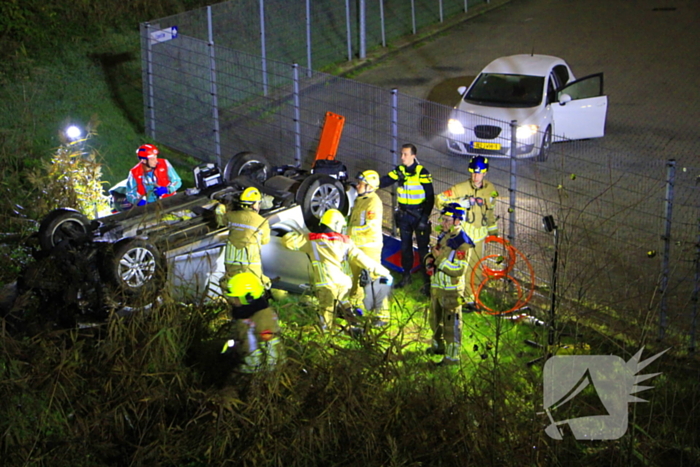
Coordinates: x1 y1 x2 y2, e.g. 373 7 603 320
154 186 169 198
423 254 436 276
379 275 393 286
137 199 147 207
374 265 391 278
417 216 430 232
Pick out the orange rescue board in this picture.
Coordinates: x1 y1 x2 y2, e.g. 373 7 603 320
314 112 345 161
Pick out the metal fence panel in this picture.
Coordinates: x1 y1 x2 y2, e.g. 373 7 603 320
141 2 700 345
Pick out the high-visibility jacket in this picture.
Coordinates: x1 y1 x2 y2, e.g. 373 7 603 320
224 208 270 278
380 162 434 218
388 165 432 206
430 228 473 292
281 230 390 289
435 179 498 243
127 158 182 204
348 191 383 249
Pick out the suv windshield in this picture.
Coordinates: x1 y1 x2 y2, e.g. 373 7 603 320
464 73 544 108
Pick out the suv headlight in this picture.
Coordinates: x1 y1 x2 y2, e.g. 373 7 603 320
448 119 465 135
516 124 539 139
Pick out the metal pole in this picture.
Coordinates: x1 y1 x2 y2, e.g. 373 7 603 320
690 210 700 352
508 120 517 243
207 7 222 167
411 0 416 34
464 0 468 13
293 64 302 167
259 0 268 96
549 225 558 346
359 0 366 59
659 159 676 341
439 0 444 22
391 89 399 236
345 0 352 61
306 0 312 76
379 0 386 47
144 23 156 139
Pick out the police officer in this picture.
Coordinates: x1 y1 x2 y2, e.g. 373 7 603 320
221 272 282 373
219 187 271 289
126 144 182 206
348 170 389 324
379 143 434 289
280 209 391 331
435 156 498 305
424 203 474 365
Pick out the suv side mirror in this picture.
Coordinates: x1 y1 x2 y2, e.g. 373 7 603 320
558 93 572 105
457 86 467 96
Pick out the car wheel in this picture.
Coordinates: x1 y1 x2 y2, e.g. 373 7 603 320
223 151 272 184
295 174 348 232
102 238 165 306
38 208 91 252
534 126 552 162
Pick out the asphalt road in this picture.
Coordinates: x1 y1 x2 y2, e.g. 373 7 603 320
352 0 700 168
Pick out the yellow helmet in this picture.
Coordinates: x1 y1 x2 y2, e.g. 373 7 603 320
226 272 265 304
240 187 262 205
357 170 380 189
319 209 346 232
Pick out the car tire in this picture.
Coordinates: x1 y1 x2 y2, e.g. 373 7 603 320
223 151 272 184
535 126 552 162
295 174 348 232
102 238 165 306
38 208 91 252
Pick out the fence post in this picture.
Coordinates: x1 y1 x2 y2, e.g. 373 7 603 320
144 23 156 140
345 0 353 61
259 0 268 96
306 0 312 76
391 88 399 236
207 7 222 167
411 0 417 34
379 0 386 47
508 120 518 243
359 0 366 59
659 159 676 341
293 64 302 167
690 204 700 352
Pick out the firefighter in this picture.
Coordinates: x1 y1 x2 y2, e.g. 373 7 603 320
220 187 271 289
424 203 475 365
379 143 434 290
348 170 389 324
280 208 392 331
221 272 282 373
126 144 182 206
434 156 498 305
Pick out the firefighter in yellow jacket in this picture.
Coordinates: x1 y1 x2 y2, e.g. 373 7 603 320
221 272 282 373
425 203 475 365
280 209 392 331
218 187 271 288
434 156 498 304
348 170 389 323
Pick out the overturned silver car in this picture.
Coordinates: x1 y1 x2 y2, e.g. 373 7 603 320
17 152 355 321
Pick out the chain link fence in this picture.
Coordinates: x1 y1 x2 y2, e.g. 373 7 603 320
140 2 700 349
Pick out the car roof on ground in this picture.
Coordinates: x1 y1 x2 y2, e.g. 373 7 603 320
480 54 568 77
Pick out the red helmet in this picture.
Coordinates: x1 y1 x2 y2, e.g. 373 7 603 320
136 144 159 159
